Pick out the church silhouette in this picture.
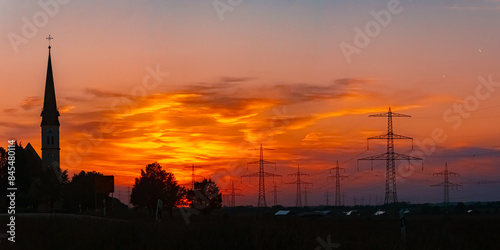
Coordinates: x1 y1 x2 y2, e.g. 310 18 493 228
1 37 64 211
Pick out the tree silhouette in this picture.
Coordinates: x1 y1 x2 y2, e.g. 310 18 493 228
455 202 467 213
0 143 67 211
131 162 183 215
40 168 68 211
0 147 7 210
0 143 36 206
187 178 222 215
64 171 107 212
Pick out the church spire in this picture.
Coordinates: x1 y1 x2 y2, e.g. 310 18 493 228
41 35 60 126
40 35 61 179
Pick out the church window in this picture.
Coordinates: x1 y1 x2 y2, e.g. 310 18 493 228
47 129 54 145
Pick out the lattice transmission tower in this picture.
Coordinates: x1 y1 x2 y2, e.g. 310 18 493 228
225 181 244 207
304 185 310 207
269 182 281 206
242 144 281 207
184 164 205 190
325 190 330 206
431 162 462 206
286 164 312 207
327 160 348 206
357 107 423 204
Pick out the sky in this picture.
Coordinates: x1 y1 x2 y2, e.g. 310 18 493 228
1 0 500 206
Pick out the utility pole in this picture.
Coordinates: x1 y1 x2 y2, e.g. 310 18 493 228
286 165 312 207
327 160 348 206
358 107 423 205
242 144 281 207
431 162 462 207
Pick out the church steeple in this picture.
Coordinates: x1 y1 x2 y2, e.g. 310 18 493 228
41 41 60 126
40 35 61 178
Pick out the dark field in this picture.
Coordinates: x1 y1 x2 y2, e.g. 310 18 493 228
2 209 500 250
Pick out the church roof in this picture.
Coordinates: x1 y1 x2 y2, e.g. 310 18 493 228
40 47 60 126
24 143 44 178
25 142 42 163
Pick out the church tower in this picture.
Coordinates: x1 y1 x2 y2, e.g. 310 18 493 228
41 35 61 177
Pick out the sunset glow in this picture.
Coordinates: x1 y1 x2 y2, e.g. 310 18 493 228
1 0 500 206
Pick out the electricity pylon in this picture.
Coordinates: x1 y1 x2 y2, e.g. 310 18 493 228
225 181 244 207
357 107 423 205
304 185 310 207
269 182 281 206
222 194 230 207
325 190 330 206
184 164 205 190
431 162 462 206
286 164 312 207
242 144 281 207
327 160 348 206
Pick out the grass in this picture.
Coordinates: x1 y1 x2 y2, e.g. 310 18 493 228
2 210 500 249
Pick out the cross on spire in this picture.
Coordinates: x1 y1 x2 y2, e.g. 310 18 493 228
46 35 53 49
